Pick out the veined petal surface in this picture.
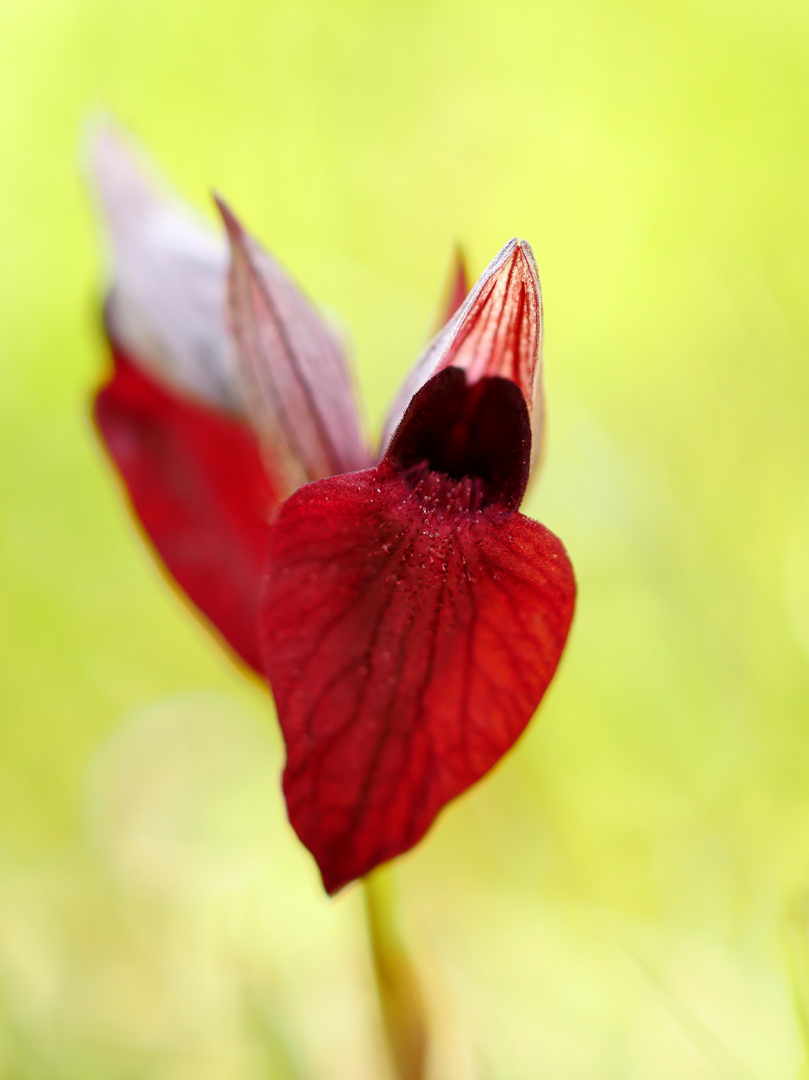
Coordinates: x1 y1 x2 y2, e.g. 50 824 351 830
262 370 574 893
218 199 370 493
94 343 278 675
90 124 241 412
381 239 544 459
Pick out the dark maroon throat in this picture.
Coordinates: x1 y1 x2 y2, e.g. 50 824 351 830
386 366 531 511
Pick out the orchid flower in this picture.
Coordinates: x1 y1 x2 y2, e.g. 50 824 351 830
90 127 576 894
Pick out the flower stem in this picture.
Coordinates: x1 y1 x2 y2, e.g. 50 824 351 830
362 871 428 1080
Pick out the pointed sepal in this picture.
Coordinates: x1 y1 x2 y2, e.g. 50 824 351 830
217 198 370 494
88 122 241 412
381 239 544 462
438 244 470 325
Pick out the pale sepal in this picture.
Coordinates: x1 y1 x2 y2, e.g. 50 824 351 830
217 197 370 494
88 122 242 412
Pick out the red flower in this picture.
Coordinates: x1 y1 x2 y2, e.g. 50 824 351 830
90 128 576 894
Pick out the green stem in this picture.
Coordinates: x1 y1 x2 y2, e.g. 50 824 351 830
362 871 429 1080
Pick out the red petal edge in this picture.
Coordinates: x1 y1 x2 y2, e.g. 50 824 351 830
94 343 279 675
261 373 575 893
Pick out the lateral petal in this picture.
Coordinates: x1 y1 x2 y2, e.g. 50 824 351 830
94 342 279 675
89 123 241 413
261 463 575 894
381 239 544 460
217 199 370 493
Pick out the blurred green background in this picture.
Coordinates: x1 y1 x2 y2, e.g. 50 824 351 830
2 0 809 1075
